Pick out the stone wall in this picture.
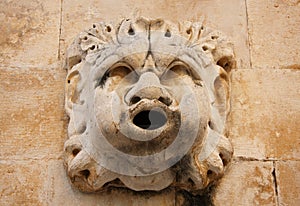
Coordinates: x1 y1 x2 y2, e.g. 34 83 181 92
0 0 299 205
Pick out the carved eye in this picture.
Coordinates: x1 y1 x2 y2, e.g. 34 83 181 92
108 66 131 79
163 65 191 80
162 63 203 86
97 66 132 88
169 65 190 76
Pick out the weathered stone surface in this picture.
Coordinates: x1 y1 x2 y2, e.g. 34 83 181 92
247 0 300 69
0 160 47 205
46 161 175 206
229 69 300 160
0 0 298 205
0 0 60 67
61 0 249 68
213 161 277 205
63 17 235 192
0 67 66 159
276 161 300 206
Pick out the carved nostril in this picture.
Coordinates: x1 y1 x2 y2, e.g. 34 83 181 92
158 96 172 106
207 170 214 178
80 169 90 179
219 153 228 166
130 96 141 105
72 148 81 157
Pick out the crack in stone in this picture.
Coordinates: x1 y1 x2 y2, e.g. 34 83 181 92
272 161 280 206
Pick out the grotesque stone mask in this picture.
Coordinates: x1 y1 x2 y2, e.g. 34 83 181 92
64 17 235 193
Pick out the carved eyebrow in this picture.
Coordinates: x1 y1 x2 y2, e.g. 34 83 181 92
92 52 132 77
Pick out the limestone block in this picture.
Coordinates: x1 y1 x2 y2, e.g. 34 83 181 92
0 160 47 205
247 0 300 69
46 161 175 206
229 69 300 160
213 161 277 206
0 0 60 67
229 69 300 159
0 67 66 159
276 161 300 206
61 0 249 68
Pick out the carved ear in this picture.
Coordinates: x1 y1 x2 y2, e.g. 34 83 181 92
203 29 235 133
213 66 230 122
207 65 232 136
64 38 84 115
65 69 81 113
212 38 235 132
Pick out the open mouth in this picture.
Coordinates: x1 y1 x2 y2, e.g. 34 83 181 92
133 110 167 130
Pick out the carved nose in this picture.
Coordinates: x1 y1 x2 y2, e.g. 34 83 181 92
125 72 172 106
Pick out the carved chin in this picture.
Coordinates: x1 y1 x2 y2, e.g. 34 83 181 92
119 171 175 191
64 129 233 192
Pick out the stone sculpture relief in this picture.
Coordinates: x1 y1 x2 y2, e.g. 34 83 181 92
64 17 235 194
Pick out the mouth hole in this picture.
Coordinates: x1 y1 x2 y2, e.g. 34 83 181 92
133 110 167 130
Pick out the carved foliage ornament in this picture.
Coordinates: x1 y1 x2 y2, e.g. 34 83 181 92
64 17 235 193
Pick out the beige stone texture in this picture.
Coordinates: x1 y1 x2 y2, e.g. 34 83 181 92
229 69 300 160
0 160 47 205
213 161 277 205
247 0 300 69
276 161 300 206
0 0 61 68
0 67 66 159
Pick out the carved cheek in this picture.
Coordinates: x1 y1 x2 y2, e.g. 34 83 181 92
167 76 211 126
195 86 211 121
94 88 117 137
194 86 211 143
184 84 211 141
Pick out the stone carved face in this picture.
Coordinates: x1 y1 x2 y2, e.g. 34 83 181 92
64 17 235 193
